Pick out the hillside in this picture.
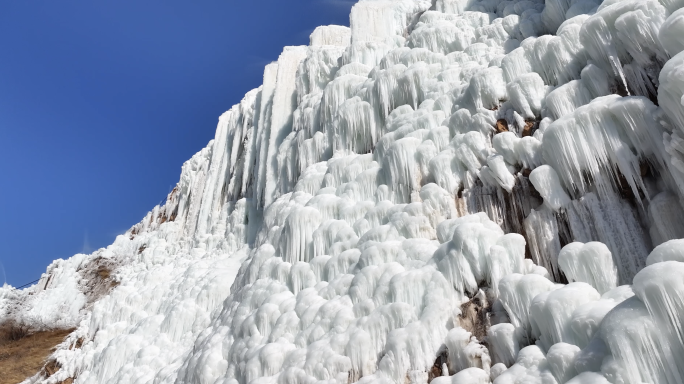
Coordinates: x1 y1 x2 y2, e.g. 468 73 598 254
2 0 684 383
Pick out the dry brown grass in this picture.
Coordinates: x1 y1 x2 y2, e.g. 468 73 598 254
0 322 74 384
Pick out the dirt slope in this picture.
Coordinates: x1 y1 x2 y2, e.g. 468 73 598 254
0 323 74 384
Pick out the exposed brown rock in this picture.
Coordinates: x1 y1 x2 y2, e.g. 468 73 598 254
44 358 61 377
458 290 490 341
76 256 120 307
495 119 509 133
70 337 84 350
427 348 448 382
522 120 535 137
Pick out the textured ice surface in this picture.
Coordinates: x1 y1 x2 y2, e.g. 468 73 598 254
3 0 684 383
558 242 618 294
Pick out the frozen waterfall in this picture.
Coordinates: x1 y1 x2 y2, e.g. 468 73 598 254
3 0 684 383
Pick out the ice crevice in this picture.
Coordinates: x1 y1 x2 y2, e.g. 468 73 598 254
3 0 684 383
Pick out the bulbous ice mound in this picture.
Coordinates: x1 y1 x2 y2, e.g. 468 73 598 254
3 0 684 383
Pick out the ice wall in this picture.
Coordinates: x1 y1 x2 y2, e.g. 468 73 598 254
3 0 684 383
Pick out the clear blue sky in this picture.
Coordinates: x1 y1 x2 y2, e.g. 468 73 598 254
0 0 355 287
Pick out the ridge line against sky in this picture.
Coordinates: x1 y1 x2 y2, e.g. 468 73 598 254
0 0 356 287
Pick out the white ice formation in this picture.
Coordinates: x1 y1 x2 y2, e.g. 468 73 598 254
2 0 684 383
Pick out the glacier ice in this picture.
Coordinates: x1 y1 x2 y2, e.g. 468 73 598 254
2 0 684 383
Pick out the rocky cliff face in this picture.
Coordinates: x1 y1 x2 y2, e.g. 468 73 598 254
3 0 684 383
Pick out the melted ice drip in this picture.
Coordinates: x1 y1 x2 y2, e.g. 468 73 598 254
3 0 684 383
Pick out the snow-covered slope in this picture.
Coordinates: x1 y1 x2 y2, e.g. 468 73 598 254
3 0 684 383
